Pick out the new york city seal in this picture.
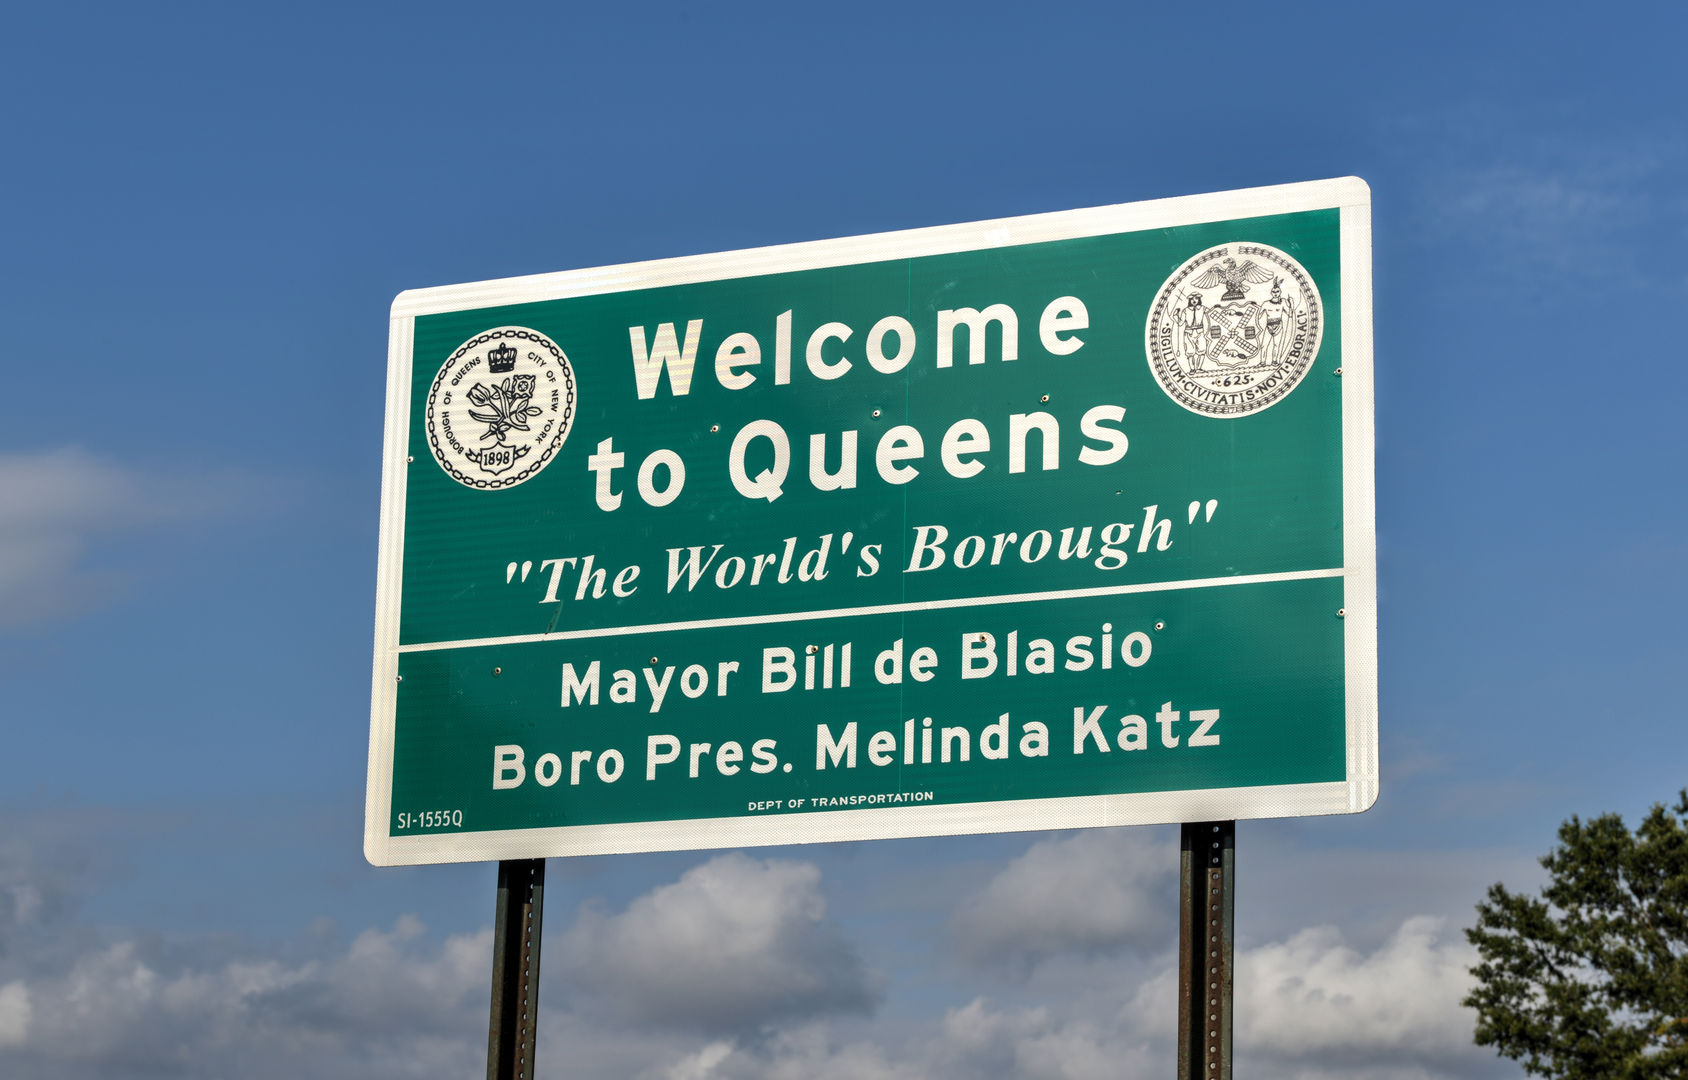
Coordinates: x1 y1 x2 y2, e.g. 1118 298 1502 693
425 326 576 489
1144 243 1323 418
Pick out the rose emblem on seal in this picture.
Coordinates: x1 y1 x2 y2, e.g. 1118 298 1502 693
425 326 576 489
1144 243 1323 418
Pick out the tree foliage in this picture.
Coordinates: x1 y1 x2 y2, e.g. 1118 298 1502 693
1465 791 1688 1078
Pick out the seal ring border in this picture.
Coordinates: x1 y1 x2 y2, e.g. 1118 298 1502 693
1144 242 1324 419
425 326 577 490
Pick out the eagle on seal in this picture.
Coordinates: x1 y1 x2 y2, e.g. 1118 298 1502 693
1191 256 1274 301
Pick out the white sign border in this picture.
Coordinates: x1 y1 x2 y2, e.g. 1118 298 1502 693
366 177 1376 867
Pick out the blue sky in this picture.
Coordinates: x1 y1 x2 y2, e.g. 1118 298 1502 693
2 2 1685 1077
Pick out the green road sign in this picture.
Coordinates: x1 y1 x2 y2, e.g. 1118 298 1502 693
365 178 1376 866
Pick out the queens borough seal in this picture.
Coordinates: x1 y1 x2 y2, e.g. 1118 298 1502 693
425 326 576 489
1145 243 1323 418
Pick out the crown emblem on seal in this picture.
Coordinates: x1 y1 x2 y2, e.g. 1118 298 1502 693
487 342 519 373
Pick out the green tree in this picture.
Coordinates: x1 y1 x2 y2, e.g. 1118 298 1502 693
1465 790 1688 1078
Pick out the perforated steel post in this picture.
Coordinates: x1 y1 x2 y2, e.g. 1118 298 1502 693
488 859 545 1080
1178 821 1234 1080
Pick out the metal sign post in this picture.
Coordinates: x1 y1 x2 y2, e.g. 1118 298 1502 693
1178 821 1234 1079
487 859 545 1080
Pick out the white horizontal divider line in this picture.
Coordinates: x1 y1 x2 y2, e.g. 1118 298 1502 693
395 566 1344 654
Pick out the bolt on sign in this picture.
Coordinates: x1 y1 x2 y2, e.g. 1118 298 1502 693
365 178 1376 867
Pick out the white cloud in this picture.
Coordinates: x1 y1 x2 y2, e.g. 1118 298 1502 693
1237 829 1546 949
661 1039 736 1080
557 853 879 1032
934 999 1158 1080
0 820 1512 1080
0 447 258 627
950 828 1175 974
0 832 880 1077
0 917 489 1079
648 943 1492 1080
633 1000 1162 1080
1436 161 1653 281
1236 916 1479 1062
1389 110 1685 291
0 813 106 979
643 1023 918 1080
1120 915 1491 1079
0 899 1506 1080
0 982 29 1048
